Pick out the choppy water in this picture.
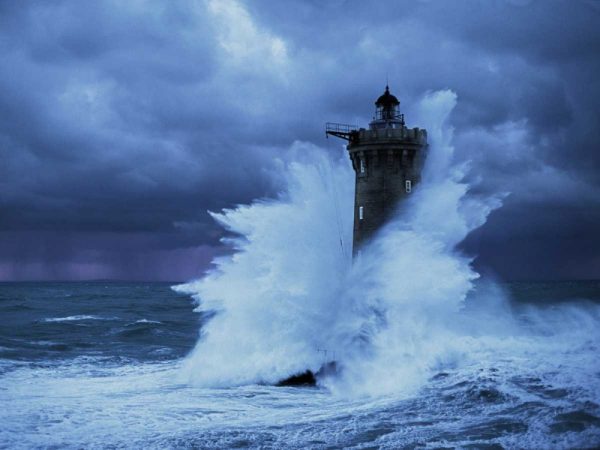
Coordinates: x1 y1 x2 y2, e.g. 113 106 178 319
2 91 599 448
0 281 599 449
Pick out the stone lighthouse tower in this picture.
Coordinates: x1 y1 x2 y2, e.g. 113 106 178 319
326 86 428 254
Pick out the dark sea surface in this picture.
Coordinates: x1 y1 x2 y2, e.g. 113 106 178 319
1 280 599 449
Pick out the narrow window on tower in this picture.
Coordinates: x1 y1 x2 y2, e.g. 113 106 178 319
359 206 364 220
360 158 366 174
405 180 412 193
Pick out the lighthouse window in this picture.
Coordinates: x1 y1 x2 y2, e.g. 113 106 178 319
359 206 364 220
360 158 365 174
405 180 412 193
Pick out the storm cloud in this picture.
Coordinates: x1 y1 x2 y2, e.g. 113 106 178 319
0 0 599 280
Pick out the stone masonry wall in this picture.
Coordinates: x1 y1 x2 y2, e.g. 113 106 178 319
348 127 427 254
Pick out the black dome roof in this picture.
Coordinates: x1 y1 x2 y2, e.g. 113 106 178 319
375 85 399 107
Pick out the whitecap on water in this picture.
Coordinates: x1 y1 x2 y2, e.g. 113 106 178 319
42 315 118 323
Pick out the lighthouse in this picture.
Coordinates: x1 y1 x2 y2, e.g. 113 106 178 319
326 86 428 254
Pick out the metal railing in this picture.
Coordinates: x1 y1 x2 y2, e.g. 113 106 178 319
325 122 360 142
375 111 405 124
326 122 359 134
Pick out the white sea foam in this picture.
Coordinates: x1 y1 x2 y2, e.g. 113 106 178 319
173 90 503 392
43 315 116 323
175 90 599 399
1 333 598 449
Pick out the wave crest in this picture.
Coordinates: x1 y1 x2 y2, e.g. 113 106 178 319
176 90 505 395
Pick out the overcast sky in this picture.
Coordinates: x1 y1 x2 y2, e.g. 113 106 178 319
1 0 599 281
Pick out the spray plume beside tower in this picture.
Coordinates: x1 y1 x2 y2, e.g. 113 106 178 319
326 85 428 254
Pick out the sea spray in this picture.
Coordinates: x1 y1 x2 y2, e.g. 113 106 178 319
324 91 505 396
175 90 504 393
176 144 355 386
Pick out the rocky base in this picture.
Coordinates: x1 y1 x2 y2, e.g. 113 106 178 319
276 361 338 387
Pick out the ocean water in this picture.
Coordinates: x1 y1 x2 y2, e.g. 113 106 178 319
2 91 599 448
0 281 599 449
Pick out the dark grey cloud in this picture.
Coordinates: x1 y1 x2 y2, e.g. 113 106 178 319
0 0 599 280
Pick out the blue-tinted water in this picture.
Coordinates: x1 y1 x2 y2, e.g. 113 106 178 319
0 282 199 365
1 281 599 449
